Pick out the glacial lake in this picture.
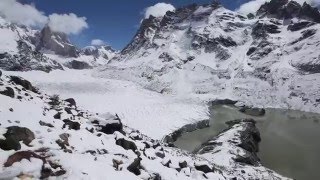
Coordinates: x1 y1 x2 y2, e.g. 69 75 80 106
174 105 320 180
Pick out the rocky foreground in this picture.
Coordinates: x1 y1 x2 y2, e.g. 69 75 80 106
0 70 288 179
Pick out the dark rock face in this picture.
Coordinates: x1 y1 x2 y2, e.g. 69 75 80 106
115 138 137 152
290 29 317 45
293 59 320 73
0 70 2 77
299 2 320 23
191 34 232 60
239 107 266 116
0 87 15 98
10 76 38 93
257 0 320 23
0 126 35 151
287 21 316 31
121 15 161 56
37 26 79 57
252 22 280 39
67 60 92 70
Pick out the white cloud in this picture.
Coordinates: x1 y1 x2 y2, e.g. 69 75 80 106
144 3 175 18
48 13 88 35
237 0 320 15
237 0 268 15
0 0 47 27
0 0 89 35
91 39 105 46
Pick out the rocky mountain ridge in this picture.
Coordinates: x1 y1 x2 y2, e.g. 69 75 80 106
0 17 118 72
104 0 320 113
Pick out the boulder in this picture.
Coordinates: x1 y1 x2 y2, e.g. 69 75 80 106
0 87 15 98
0 136 21 151
62 119 80 130
0 126 35 151
9 76 38 93
234 155 260 166
211 99 237 106
67 60 92 70
115 138 137 152
239 106 266 116
92 114 123 134
194 163 214 173
39 121 54 128
127 157 142 175
65 98 76 107
179 161 188 168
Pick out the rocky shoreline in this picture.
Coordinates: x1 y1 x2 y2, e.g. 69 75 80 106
162 119 210 145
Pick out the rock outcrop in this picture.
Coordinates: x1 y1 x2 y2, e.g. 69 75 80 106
37 26 79 58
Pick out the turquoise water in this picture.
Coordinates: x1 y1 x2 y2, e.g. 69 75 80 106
174 105 320 180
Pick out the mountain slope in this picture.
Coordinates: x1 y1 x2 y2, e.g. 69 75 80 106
0 70 288 179
105 0 320 112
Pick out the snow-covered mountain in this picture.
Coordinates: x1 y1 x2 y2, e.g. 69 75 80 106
0 17 118 72
1 0 320 179
0 17 63 72
105 0 320 112
0 69 288 179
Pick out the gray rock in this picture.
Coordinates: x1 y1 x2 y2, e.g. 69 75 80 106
65 98 76 107
194 163 214 173
0 126 35 151
115 138 137 152
62 119 80 130
239 107 266 116
10 76 38 93
127 157 142 175
67 60 92 70
37 26 79 57
0 87 15 98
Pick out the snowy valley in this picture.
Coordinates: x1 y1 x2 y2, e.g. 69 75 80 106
0 0 320 179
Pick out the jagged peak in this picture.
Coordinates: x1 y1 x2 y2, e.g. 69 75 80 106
256 0 320 23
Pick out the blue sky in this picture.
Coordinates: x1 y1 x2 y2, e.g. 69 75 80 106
22 0 250 49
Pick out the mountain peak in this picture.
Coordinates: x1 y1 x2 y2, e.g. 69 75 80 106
37 26 79 58
257 0 320 23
